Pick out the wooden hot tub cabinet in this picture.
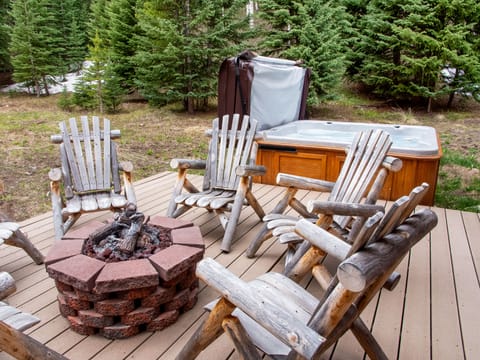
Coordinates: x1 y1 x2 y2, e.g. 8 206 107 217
254 141 442 206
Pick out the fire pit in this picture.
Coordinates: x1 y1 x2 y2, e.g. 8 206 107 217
45 205 205 339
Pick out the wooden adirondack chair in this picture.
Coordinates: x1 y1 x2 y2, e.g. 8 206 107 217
0 213 44 266
177 186 437 360
167 114 266 252
49 116 136 240
246 129 403 259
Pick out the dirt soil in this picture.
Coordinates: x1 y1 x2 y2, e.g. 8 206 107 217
0 94 479 221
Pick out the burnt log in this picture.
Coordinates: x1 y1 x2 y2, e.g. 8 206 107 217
118 213 145 254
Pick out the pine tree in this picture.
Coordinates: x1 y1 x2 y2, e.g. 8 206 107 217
135 0 253 113
107 0 139 92
351 0 480 109
74 31 123 113
256 0 351 102
9 0 58 95
0 0 12 73
89 0 112 48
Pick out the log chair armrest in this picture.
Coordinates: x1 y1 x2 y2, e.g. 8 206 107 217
48 168 62 182
307 200 384 218
119 161 134 173
382 156 403 173
236 165 266 177
276 173 335 192
170 159 207 170
337 209 437 292
294 219 350 261
196 258 325 359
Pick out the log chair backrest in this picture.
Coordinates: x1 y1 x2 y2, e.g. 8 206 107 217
204 114 258 191
51 116 121 197
330 129 392 229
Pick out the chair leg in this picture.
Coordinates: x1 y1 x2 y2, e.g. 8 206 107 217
176 298 235 360
245 222 273 258
220 177 248 252
6 231 44 265
167 169 187 217
222 315 262 360
245 187 297 258
351 318 388 360
50 179 65 240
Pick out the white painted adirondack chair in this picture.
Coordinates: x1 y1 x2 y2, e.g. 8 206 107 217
246 129 403 260
177 184 437 360
167 114 266 252
49 116 136 240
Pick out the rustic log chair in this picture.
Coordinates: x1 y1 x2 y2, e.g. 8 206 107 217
0 301 66 359
49 116 136 240
246 128 403 260
167 114 266 252
0 213 44 265
177 187 437 360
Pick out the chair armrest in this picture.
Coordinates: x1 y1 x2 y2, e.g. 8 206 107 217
170 159 207 170
119 161 133 173
48 168 62 182
294 219 351 261
307 201 384 218
236 165 266 177
276 173 335 192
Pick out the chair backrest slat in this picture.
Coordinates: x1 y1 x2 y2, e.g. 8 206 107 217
102 118 111 189
68 118 91 191
80 116 97 191
331 130 368 202
60 121 83 192
55 117 118 194
207 115 257 190
92 116 103 189
215 116 230 186
330 130 392 229
223 114 240 187
229 115 251 188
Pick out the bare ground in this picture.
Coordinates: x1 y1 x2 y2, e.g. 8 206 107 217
0 93 479 221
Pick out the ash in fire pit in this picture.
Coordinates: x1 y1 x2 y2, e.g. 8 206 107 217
83 204 172 262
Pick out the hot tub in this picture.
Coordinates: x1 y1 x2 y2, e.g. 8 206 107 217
255 120 442 205
261 120 439 156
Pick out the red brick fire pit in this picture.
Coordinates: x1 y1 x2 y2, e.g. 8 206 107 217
45 215 204 339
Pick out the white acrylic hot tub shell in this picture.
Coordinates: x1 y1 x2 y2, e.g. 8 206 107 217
261 120 440 156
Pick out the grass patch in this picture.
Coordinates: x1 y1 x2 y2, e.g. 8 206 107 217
436 148 480 212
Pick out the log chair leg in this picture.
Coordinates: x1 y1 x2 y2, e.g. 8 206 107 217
220 177 248 253
245 187 297 258
284 245 326 283
167 169 187 217
222 315 262 360
176 298 235 360
350 318 388 360
6 231 44 265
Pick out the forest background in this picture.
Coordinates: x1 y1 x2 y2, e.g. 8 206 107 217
0 0 479 219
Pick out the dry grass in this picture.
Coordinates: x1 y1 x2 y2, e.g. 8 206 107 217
1 91 479 220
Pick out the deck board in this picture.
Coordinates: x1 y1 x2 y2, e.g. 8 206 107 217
0 171 478 359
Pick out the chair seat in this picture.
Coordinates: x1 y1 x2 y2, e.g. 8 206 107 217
175 189 237 209
204 271 320 358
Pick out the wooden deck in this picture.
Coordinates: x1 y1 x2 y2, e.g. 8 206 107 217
1 171 479 359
